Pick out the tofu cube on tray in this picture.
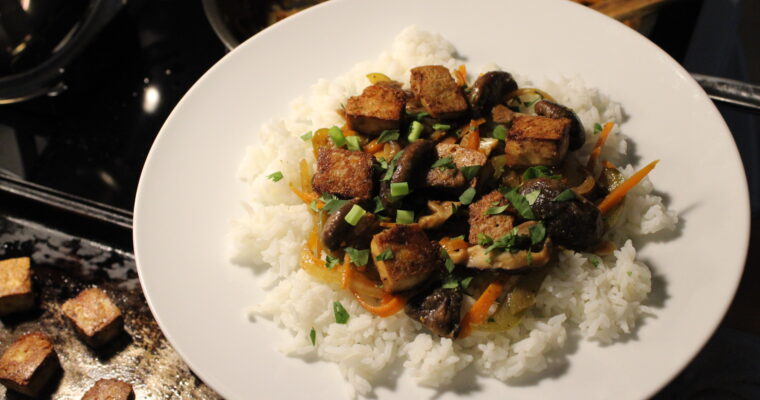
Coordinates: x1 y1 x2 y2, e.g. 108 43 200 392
62 288 123 348
0 332 60 397
0 257 34 316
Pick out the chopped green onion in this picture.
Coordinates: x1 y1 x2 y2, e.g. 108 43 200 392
526 251 532 265
627 271 633 276
346 135 361 151
459 187 477 205
485 205 508 215
333 301 349 324
460 276 473 289
377 130 400 144
309 328 316 345
441 278 459 289
373 196 385 213
390 182 410 197
301 131 313 141
477 233 494 246
344 204 366 226
524 190 541 206
414 111 429 120
451 235 465 241
529 222 546 245
460 165 481 180
309 200 320 213
408 120 424 141
325 255 340 269
504 189 535 219
433 123 451 131
266 171 284 182
344 247 369 267
553 189 576 202
431 156 455 171
328 126 346 147
440 248 455 273
376 249 394 261
594 123 603 135
396 209 414 224
321 195 347 214
492 125 508 141
522 166 560 180
590 255 601 268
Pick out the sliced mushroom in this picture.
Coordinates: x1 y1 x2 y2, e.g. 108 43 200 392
321 199 380 251
379 139 435 209
468 71 518 118
405 286 463 338
534 100 585 151
418 201 457 230
519 178 603 251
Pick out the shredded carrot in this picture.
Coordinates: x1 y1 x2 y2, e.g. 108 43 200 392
290 183 319 205
602 160 616 169
364 138 385 154
586 122 614 170
460 118 486 151
458 280 507 338
440 237 468 254
440 136 457 144
379 221 397 228
342 124 358 137
597 160 659 215
298 159 311 192
352 292 406 318
311 128 330 159
341 255 352 289
454 65 468 86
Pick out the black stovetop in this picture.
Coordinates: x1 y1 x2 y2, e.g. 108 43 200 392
0 0 226 211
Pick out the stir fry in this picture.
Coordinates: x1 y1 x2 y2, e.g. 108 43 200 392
288 65 657 339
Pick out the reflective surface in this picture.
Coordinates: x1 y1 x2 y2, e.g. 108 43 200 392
0 0 226 210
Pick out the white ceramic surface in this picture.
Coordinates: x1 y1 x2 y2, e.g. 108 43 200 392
133 0 750 398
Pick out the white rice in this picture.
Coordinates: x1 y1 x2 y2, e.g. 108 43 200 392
230 26 678 397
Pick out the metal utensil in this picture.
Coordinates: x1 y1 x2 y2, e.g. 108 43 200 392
692 73 760 113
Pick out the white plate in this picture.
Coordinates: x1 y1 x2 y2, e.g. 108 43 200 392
133 0 750 398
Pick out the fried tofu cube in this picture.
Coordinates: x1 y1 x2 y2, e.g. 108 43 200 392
370 225 438 293
346 84 407 136
504 115 571 167
0 332 60 397
468 190 515 244
312 147 374 200
410 66 468 119
0 257 34 316
62 288 123 348
425 143 487 192
81 378 134 400
491 104 515 124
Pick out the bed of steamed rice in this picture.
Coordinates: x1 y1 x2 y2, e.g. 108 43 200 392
230 26 678 397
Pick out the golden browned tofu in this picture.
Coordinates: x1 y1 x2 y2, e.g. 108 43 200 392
346 84 406 136
467 190 515 244
0 257 34 316
312 147 374 199
370 225 437 293
410 66 468 119
491 104 515 124
62 288 123 348
425 143 486 192
81 378 134 400
504 115 571 167
0 332 60 397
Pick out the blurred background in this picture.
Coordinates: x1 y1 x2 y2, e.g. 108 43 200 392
0 0 757 398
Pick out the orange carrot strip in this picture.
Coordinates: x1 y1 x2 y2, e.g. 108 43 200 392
586 122 614 170
597 160 659 215
299 159 311 192
602 160 616 169
460 118 486 151
458 280 507 338
352 292 406 318
341 255 352 289
454 65 468 86
289 183 319 205
364 138 385 154
440 237 469 254
379 221 397 228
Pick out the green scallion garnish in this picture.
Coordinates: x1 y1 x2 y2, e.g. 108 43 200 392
396 209 414 224
377 130 400 144
390 182 410 197
266 171 283 182
333 301 349 324
460 165 481 180
433 123 451 131
344 204 366 226
328 126 346 147
301 131 313 141
376 249 394 261
553 189 576 202
346 135 361 151
492 125 507 141
344 247 369 267
459 187 477 205
408 120 424 141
